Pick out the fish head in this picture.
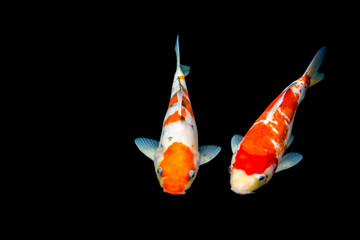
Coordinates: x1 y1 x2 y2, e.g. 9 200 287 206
154 142 199 195
229 169 268 194
229 153 277 194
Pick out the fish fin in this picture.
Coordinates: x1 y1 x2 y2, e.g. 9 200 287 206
176 90 183 115
287 134 294 148
134 138 159 161
199 145 221 165
231 134 243 153
269 89 287 118
175 35 181 70
174 35 191 76
303 46 327 87
275 152 303 173
180 64 191 77
268 80 297 119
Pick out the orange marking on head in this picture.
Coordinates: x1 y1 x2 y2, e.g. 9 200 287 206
160 142 195 194
233 145 277 175
233 124 279 175
163 109 187 127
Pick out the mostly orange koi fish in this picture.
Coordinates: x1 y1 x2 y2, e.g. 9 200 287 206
229 47 327 194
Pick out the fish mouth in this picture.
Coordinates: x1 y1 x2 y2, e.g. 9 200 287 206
163 189 186 195
162 178 187 195
230 187 254 195
230 181 255 195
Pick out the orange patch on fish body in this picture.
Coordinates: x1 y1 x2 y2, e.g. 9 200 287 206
182 88 189 98
168 94 178 109
181 96 194 117
163 109 187 127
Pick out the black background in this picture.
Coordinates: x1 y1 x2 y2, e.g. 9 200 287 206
34 8 357 236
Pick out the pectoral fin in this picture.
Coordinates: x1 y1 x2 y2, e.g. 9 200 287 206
276 152 303 173
231 134 243 153
199 145 221 165
134 138 159 161
287 134 294 148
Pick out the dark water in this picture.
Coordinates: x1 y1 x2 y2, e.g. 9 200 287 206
34 18 352 236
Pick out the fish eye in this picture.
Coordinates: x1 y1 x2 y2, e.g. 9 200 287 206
258 174 266 181
228 166 232 173
189 170 195 179
157 167 162 175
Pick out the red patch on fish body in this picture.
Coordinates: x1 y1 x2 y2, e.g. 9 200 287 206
233 129 278 175
233 82 305 175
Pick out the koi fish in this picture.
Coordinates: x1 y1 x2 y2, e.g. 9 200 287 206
135 35 221 195
229 47 326 194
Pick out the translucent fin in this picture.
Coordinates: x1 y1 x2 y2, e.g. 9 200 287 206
276 152 303 173
174 35 191 76
134 138 159 161
175 35 180 69
180 64 191 77
199 145 222 165
287 134 294 148
303 46 327 87
231 134 243 153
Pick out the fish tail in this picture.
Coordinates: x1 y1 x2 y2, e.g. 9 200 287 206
175 35 181 70
174 35 191 76
303 46 327 87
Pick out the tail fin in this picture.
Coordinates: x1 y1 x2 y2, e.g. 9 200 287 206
174 35 191 76
303 46 327 87
175 35 181 70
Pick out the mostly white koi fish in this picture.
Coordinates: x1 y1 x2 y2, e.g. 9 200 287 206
135 35 221 195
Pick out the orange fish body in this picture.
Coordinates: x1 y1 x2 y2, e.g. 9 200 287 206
135 35 221 194
230 47 326 194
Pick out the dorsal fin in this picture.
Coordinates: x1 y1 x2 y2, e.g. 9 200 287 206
176 90 183 115
176 77 183 115
267 82 297 120
268 90 286 119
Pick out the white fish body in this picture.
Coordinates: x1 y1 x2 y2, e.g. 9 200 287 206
135 35 221 194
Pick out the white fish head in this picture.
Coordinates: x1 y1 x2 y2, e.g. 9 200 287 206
229 164 276 194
